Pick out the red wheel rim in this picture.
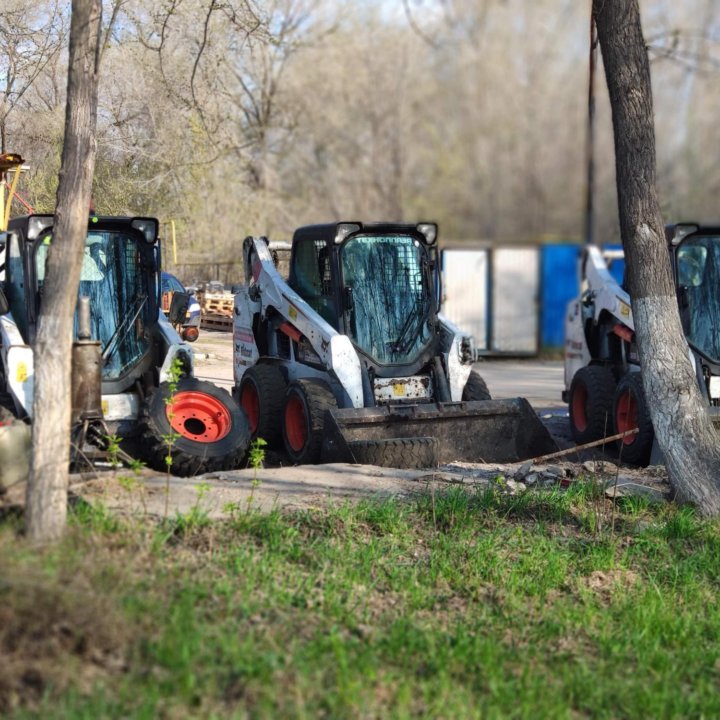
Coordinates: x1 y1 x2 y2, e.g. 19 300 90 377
616 389 638 445
167 391 232 442
572 384 588 432
285 394 307 452
184 327 199 342
240 382 259 434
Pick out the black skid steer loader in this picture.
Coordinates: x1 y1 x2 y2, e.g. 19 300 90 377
0 214 249 476
233 222 556 468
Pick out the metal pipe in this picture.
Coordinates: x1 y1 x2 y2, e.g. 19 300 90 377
77 296 92 341
584 13 598 246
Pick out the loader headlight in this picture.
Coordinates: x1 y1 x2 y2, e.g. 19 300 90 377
28 215 54 240
671 224 699 245
131 218 160 244
459 335 474 363
416 223 438 246
335 222 361 244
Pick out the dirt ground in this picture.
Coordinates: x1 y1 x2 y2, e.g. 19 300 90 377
0 455 669 521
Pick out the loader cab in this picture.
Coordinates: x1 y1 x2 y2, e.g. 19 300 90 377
4 214 161 391
288 222 441 370
670 224 720 369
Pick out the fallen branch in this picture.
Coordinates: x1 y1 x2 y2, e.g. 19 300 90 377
525 428 639 464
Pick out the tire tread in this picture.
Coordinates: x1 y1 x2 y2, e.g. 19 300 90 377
138 378 250 476
347 437 439 469
462 370 491 401
239 364 286 445
283 379 336 464
613 372 654 466
569 365 616 444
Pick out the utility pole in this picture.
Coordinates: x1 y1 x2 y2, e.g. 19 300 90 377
584 13 598 246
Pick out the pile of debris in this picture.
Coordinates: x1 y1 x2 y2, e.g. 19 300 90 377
439 458 670 502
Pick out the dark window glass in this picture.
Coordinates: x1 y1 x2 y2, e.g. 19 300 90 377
289 239 336 327
36 231 153 380
6 233 28 339
340 234 431 364
162 274 184 294
677 235 720 363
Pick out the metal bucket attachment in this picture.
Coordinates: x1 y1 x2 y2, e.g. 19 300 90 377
321 398 558 467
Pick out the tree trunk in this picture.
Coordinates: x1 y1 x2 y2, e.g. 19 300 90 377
593 0 720 515
26 0 102 542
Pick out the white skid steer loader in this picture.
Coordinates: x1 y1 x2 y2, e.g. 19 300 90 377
233 222 556 468
564 223 720 465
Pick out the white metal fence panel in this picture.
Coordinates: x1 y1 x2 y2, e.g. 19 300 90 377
491 247 539 353
441 249 489 351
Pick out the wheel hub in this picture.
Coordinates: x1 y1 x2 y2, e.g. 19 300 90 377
167 390 232 442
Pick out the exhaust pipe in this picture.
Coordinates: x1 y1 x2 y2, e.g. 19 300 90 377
71 296 103 424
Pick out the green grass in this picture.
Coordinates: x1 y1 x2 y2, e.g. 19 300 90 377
2 482 720 719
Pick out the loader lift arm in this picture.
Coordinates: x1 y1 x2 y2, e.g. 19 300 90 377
236 235 363 408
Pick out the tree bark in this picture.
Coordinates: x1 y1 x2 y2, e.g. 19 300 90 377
26 0 102 542
593 0 720 515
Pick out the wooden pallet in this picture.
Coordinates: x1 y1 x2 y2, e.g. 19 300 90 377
199 291 234 317
201 314 233 331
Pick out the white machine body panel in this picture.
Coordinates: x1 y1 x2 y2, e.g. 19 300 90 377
101 392 139 421
234 238 364 408
438 313 474 401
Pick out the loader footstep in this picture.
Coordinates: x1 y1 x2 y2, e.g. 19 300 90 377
347 437 439 470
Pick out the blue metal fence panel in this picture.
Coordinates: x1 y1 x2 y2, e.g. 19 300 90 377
541 244 580 349
541 243 626 349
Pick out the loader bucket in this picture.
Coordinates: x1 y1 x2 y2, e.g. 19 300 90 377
321 398 558 467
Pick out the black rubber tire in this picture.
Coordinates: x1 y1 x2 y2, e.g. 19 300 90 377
182 327 200 342
238 364 287 446
0 390 17 422
138 377 250 476
568 365 616 444
462 369 491 401
282 379 336 465
613 372 654 466
347 437 439 469
0 365 18 421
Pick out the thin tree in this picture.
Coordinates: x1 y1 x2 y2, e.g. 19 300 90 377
26 0 102 541
593 0 720 515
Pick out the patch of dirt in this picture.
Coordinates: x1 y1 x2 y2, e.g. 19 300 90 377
0 568 130 713
579 569 641 605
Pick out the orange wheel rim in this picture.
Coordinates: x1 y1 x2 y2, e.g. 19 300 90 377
167 390 231 442
616 390 638 445
285 394 307 452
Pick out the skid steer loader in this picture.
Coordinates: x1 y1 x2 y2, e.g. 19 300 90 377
0 213 249 476
564 223 720 465
232 221 556 468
